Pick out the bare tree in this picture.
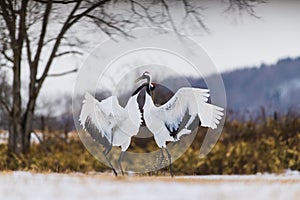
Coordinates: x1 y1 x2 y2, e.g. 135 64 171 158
0 0 264 156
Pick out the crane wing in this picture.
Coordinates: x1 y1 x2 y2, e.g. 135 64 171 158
154 88 223 136
122 94 143 133
79 93 123 147
79 93 142 151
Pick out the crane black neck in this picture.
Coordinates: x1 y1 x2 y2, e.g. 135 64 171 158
132 83 148 96
131 82 153 96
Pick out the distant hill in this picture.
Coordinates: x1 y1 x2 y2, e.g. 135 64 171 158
188 57 300 113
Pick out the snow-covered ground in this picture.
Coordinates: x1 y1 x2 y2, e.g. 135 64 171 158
1 171 300 200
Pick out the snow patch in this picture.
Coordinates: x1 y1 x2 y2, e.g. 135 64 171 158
1 172 300 200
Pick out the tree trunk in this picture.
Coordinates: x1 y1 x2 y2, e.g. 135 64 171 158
22 112 33 154
7 89 37 155
8 119 23 155
23 98 37 153
8 106 35 155
8 116 33 155
7 0 30 157
8 49 24 155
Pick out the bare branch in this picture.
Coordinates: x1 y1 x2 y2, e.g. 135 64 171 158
225 0 266 18
85 14 131 37
25 28 33 66
32 0 78 4
47 68 78 77
68 0 111 27
35 0 83 93
130 0 153 23
36 0 115 93
0 49 13 62
0 0 16 47
182 0 209 32
17 0 29 54
54 50 83 57
33 0 52 65
43 36 66 46
159 0 178 32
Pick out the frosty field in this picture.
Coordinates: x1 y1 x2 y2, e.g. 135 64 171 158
1 171 300 200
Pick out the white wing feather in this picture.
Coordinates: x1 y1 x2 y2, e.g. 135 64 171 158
155 87 223 131
79 93 142 151
79 93 116 142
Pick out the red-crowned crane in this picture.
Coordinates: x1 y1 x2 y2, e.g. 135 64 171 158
79 87 144 176
136 72 224 176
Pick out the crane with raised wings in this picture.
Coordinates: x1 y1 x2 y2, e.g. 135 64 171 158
136 72 224 176
79 90 142 176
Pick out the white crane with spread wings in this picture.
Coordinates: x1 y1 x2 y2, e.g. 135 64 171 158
79 91 142 176
136 72 224 176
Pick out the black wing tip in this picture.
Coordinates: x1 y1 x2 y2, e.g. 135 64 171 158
165 122 181 139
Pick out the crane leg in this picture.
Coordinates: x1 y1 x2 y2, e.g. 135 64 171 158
164 147 174 177
159 148 164 167
185 114 196 129
118 151 125 176
157 148 165 171
104 151 118 176
158 148 165 169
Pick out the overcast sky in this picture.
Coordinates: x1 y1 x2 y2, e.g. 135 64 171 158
41 0 300 98
197 0 300 71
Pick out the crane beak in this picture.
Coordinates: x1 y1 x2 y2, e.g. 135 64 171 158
135 75 147 84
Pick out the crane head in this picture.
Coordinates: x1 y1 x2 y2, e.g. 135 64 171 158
135 72 155 100
135 71 151 84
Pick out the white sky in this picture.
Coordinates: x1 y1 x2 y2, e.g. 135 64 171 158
41 0 300 97
197 0 300 71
